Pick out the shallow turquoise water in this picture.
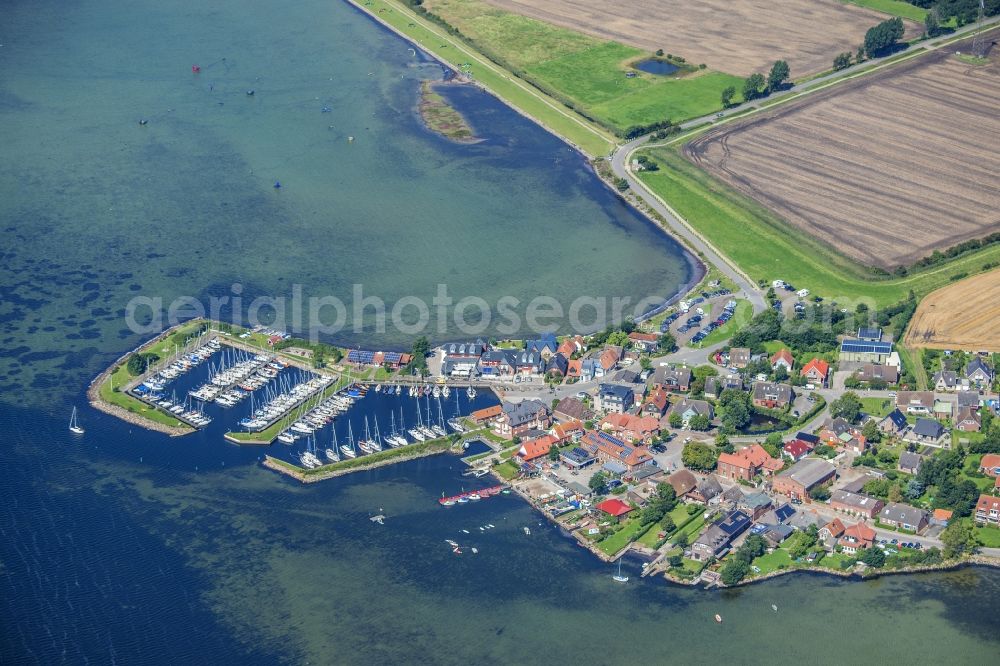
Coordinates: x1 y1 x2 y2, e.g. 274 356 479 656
0 0 998 664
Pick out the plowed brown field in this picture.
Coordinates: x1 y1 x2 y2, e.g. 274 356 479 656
905 270 1000 352
481 0 917 76
686 44 1000 270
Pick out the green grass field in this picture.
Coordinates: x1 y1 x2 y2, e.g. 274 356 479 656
636 145 1000 306
975 525 1000 548
861 397 895 418
694 299 752 347
751 548 794 575
842 0 929 21
597 516 647 555
422 0 739 135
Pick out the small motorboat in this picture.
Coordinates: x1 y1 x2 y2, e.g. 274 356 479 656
714 614 723 624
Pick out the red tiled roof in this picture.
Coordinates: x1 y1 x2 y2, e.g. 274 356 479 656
552 421 583 441
719 444 779 471
471 405 502 421
823 518 846 538
629 332 660 343
977 494 1000 512
980 454 1000 476
770 349 793 366
932 509 953 521
802 358 830 378
518 436 556 462
783 439 811 458
567 359 583 377
599 349 618 370
596 498 633 517
841 522 876 546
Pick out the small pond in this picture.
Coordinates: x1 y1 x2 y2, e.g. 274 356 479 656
633 58 680 76
739 412 792 435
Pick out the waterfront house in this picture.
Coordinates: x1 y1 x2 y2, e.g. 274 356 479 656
752 381 793 409
955 406 982 432
830 490 884 519
652 365 692 392
524 333 559 360
762 524 794 547
716 444 782 482
898 450 923 475
595 383 634 414
516 435 557 463
557 335 586 358
440 340 487 376
497 400 551 438
903 418 947 448
669 398 714 427
878 409 908 436
966 357 994 389
770 349 794 372
513 350 544 375
839 522 876 554
819 518 846 550
628 331 661 353
975 494 1000 525
691 510 751 561
772 458 837 500
599 413 660 443
478 349 515 378
595 498 633 519
553 397 593 423
704 371 743 399
896 391 934 415
879 503 929 533
470 404 502 425
641 386 670 418
783 439 812 462
729 347 751 369
667 469 698 499
979 454 1000 477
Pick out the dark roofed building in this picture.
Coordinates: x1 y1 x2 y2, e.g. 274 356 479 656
553 397 593 423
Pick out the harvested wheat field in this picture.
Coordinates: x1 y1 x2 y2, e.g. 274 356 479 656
481 0 917 76
905 270 1000 352
686 41 1000 270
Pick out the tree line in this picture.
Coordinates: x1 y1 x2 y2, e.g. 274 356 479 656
721 60 790 108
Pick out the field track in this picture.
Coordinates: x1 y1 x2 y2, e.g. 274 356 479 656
685 36 1000 270
905 269 1000 352
481 0 919 76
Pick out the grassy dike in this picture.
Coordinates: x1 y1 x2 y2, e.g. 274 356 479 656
346 0 616 156
634 144 1000 307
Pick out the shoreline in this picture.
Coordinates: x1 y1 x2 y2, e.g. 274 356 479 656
262 444 453 483
343 0 707 320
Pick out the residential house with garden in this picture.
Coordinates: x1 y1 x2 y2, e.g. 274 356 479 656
716 444 782 482
830 490 884 519
751 381 793 409
878 503 929 534
496 399 551 438
595 383 634 414
974 494 1000 525
801 358 830 387
772 458 837 500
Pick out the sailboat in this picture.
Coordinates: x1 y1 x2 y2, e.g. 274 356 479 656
69 406 84 434
466 384 476 399
613 559 629 583
340 421 358 458
370 416 383 452
325 425 341 462
358 416 374 453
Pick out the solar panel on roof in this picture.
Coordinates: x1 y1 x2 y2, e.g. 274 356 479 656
840 339 892 354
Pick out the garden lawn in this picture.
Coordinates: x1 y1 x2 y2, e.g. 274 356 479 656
598 517 649 555
751 548 794 575
819 552 856 570
492 460 519 480
861 397 894 418
975 525 1000 548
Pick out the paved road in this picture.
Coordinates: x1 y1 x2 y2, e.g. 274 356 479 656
608 18 1000 321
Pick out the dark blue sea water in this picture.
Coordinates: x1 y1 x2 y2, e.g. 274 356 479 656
0 0 999 663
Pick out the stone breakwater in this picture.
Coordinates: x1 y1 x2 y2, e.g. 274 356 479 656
263 446 452 483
